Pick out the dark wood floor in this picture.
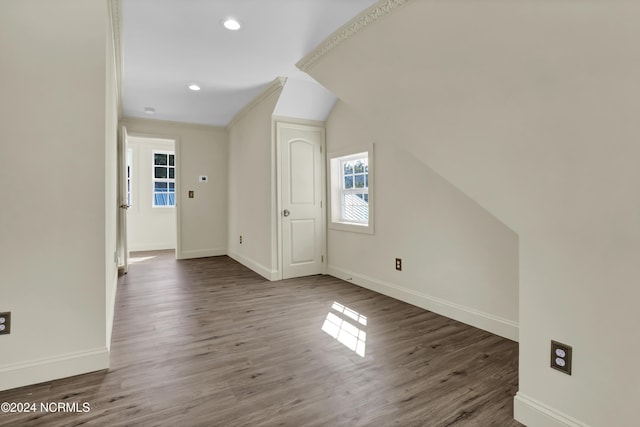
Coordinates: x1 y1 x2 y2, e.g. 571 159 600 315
0 251 520 426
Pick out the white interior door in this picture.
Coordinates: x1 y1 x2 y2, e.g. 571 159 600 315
118 126 130 273
279 122 325 279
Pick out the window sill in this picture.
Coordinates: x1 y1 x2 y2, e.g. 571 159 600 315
329 221 374 235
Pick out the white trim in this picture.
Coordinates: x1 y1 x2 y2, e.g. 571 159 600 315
514 392 590 427
272 116 326 127
296 0 410 72
122 116 225 132
228 250 279 281
0 348 109 392
129 243 177 252
271 119 281 280
227 77 287 129
174 136 182 260
178 248 227 260
327 265 519 341
106 275 118 350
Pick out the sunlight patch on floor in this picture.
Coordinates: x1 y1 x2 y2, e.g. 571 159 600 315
322 302 367 357
128 255 157 264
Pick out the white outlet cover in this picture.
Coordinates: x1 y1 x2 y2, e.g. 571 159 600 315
199 175 208 182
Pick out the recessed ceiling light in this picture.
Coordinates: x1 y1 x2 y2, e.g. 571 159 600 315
188 84 201 91
144 107 155 114
223 18 241 31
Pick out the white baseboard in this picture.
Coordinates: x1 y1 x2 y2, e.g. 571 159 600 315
129 242 176 252
228 251 279 281
514 392 590 427
177 248 227 260
328 265 518 341
0 348 109 392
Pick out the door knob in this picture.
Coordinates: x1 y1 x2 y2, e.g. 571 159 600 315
120 204 130 210
283 209 290 217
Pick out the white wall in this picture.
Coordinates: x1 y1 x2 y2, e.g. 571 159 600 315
126 136 177 252
303 1 640 425
227 84 284 280
326 101 519 340
0 0 111 391
121 117 228 259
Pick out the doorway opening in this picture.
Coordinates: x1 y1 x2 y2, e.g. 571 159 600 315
125 135 178 255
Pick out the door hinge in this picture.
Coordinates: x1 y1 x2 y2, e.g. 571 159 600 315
320 145 323 153
321 255 324 263
320 201 323 208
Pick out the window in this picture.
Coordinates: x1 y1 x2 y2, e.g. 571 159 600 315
329 145 374 234
126 148 132 207
153 151 175 207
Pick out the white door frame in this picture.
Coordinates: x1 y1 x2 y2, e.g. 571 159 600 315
117 126 130 273
123 130 181 259
275 118 327 280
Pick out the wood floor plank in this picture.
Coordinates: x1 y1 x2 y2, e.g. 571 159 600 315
0 251 521 426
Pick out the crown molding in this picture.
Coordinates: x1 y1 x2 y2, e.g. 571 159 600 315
296 0 410 73
226 77 287 130
122 115 227 132
108 0 123 119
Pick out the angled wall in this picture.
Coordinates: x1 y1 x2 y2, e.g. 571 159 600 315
300 1 640 425
326 101 519 340
227 79 285 280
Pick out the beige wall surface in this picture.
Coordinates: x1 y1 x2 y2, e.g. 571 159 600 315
227 88 283 280
0 0 111 390
326 101 519 339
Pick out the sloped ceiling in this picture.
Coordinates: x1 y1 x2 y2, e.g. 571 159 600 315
121 0 377 126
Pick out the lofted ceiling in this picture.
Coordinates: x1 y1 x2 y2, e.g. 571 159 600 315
121 0 378 127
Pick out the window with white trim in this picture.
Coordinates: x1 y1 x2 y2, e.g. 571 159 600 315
152 151 175 207
329 145 374 233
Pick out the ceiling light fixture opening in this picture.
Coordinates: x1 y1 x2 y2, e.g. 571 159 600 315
223 18 241 31
188 84 201 91
144 107 156 114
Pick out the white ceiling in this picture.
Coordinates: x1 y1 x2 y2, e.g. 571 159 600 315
122 0 378 126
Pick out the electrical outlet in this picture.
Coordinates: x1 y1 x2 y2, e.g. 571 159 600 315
188 190 194 199
239 235 243 244
0 312 11 335
395 258 402 271
551 340 572 375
